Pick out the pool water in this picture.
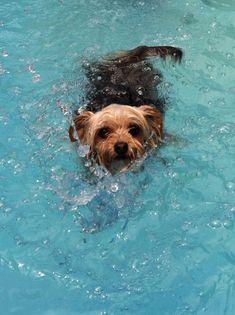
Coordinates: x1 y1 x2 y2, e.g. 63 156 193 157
1 0 235 314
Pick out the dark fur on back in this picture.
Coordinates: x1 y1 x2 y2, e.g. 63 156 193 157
81 45 183 114
83 60 165 112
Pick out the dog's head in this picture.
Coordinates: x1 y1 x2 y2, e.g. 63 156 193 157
72 104 163 173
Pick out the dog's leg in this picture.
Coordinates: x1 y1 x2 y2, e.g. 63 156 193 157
69 125 78 142
110 45 183 64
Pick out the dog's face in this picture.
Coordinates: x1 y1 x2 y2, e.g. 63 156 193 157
73 104 163 173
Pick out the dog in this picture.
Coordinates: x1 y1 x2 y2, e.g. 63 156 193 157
69 45 183 173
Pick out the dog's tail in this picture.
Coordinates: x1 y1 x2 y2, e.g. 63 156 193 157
108 45 183 65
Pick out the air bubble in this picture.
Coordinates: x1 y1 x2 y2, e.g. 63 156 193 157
226 182 235 190
223 220 233 229
209 219 221 229
4 207 12 213
1 50 8 57
77 144 90 157
207 64 213 72
110 183 119 192
27 64 36 73
230 207 235 214
32 73 41 83
35 271 45 278
211 21 216 29
17 262 25 269
94 286 102 295
226 53 233 60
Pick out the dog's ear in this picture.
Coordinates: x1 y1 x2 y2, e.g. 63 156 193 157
139 105 163 138
74 111 94 144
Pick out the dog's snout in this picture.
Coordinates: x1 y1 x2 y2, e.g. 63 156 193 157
114 141 128 155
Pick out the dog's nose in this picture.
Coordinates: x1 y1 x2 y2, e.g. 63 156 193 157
114 141 128 155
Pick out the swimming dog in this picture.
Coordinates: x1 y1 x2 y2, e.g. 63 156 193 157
69 45 183 173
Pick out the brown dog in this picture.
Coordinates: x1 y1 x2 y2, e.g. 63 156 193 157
69 45 183 173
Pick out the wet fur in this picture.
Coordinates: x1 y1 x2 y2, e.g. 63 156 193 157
70 45 183 172
82 45 182 114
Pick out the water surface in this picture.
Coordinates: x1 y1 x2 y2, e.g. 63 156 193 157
0 0 235 314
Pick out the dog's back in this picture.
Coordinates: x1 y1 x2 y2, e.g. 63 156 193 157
83 59 164 112
82 45 183 114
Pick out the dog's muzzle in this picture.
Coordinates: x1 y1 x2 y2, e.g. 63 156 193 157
114 141 129 157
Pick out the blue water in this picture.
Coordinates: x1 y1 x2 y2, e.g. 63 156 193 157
1 0 235 314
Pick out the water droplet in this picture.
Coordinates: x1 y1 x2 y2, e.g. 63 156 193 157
27 64 36 73
35 271 45 278
226 53 233 60
226 182 235 190
32 73 41 83
94 286 102 295
223 220 233 229
77 144 90 157
137 88 143 95
4 207 12 213
211 21 216 28
1 50 8 57
209 219 221 229
182 33 191 40
110 183 119 192
17 262 25 269
230 207 235 214
207 64 213 72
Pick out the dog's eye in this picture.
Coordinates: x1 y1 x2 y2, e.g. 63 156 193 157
98 128 110 139
129 125 141 137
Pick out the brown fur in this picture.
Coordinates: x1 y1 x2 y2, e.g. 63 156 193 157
70 104 163 173
69 45 183 173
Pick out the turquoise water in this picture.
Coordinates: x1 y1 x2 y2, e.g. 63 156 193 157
1 0 235 314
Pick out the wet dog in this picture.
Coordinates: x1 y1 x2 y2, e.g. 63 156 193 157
69 45 183 173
